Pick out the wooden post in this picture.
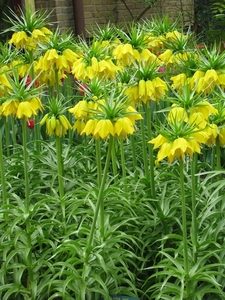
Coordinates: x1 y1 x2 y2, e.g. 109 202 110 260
72 0 86 38
24 0 35 13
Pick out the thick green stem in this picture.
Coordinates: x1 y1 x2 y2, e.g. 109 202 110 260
140 118 149 179
22 118 34 299
145 103 167 233
111 137 118 182
4 117 10 157
34 115 40 154
55 69 60 97
179 159 190 296
29 51 40 154
56 136 64 199
211 146 216 171
66 75 73 146
56 136 65 227
11 117 17 152
86 136 114 252
216 137 221 171
120 136 127 192
22 118 30 211
191 153 198 264
0 128 7 220
145 103 155 198
130 134 137 177
95 138 102 188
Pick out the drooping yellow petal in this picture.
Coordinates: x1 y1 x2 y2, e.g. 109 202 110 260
219 127 225 146
29 97 43 113
187 139 201 153
168 106 188 123
91 57 99 72
157 142 173 162
170 73 187 90
72 119 86 134
81 119 98 136
171 138 189 156
2 100 19 116
158 49 173 64
204 69 219 84
148 134 169 149
16 101 36 119
138 80 146 98
8 31 29 48
114 117 134 136
69 100 88 119
45 49 59 61
94 119 114 139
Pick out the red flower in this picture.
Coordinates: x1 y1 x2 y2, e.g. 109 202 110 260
158 67 166 73
27 119 35 129
78 83 88 96
26 76 40 88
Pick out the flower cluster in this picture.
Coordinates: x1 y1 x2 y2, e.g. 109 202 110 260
69 83 142 139
2 8 225 153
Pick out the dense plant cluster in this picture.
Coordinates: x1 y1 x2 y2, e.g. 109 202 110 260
0 8 225 300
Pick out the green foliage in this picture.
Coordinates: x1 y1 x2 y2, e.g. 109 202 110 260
1 12 225 300
209 0 225 41
195 0 225 43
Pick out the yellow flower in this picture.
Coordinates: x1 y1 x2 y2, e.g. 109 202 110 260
69 100 89 119
29 97 43 112
190 101 218 120
125 77 167 105
149 130 206 163
157 137 200 163
219 127 225 146
170 73 188 91
81 119 98 137
205 123 218 146
41 27 53 36
114 117 135 136
8 31 29 49
72 58 86 80
113 43 140 66
63 49 79 67
152 77 168 101
168 106 188 123
72 57 120 81
40 49 59 70
32 28 49 42
166 30 185 41
93 119 115 139
41 114 72 136
36 49 75 73
146 34 164 52
204 69 219 83
140 49 161 64
149 134 170 149
125 105 143 124
188 112 208 129
192 70 205 82
193 69 221 94
218 73 225 87
158 49 173 65
72 119 86 134
2 100 19 116
124 86 140 104
157 142 173 162
16 101 36 118
0 72 11 96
